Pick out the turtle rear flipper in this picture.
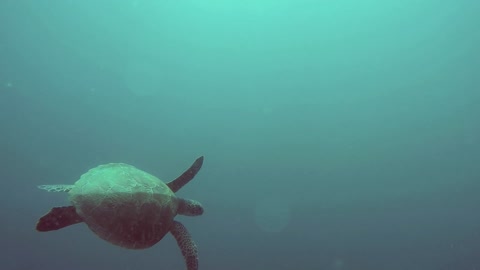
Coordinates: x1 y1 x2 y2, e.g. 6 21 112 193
36 206 83 232
167 156 204 193
38 185 74 192
170 221 198 270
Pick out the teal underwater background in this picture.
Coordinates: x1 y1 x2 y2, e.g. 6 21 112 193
1 0 479 269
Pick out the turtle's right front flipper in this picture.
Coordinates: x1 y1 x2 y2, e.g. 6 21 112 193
36 206 83 232
170 221 199 270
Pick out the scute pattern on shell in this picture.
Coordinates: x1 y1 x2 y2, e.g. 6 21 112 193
72 163 172 197
68 163 178 249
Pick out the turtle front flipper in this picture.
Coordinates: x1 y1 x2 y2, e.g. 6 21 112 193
170 221 199 270
36 206 83 232
167 156 204 193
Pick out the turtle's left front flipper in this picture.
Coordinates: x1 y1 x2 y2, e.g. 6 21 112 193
167 156 204 193
36 206 83 232
170 220 199 270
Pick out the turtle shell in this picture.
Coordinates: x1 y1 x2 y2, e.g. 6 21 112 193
68 163 178 249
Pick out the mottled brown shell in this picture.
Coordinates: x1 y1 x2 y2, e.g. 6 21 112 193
68 163 178 249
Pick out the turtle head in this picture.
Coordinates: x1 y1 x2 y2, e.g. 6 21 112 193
177 198 204 216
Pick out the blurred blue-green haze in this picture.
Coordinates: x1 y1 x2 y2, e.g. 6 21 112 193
1 0 479 269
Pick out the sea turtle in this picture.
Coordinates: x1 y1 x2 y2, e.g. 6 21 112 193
36 156 204 270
